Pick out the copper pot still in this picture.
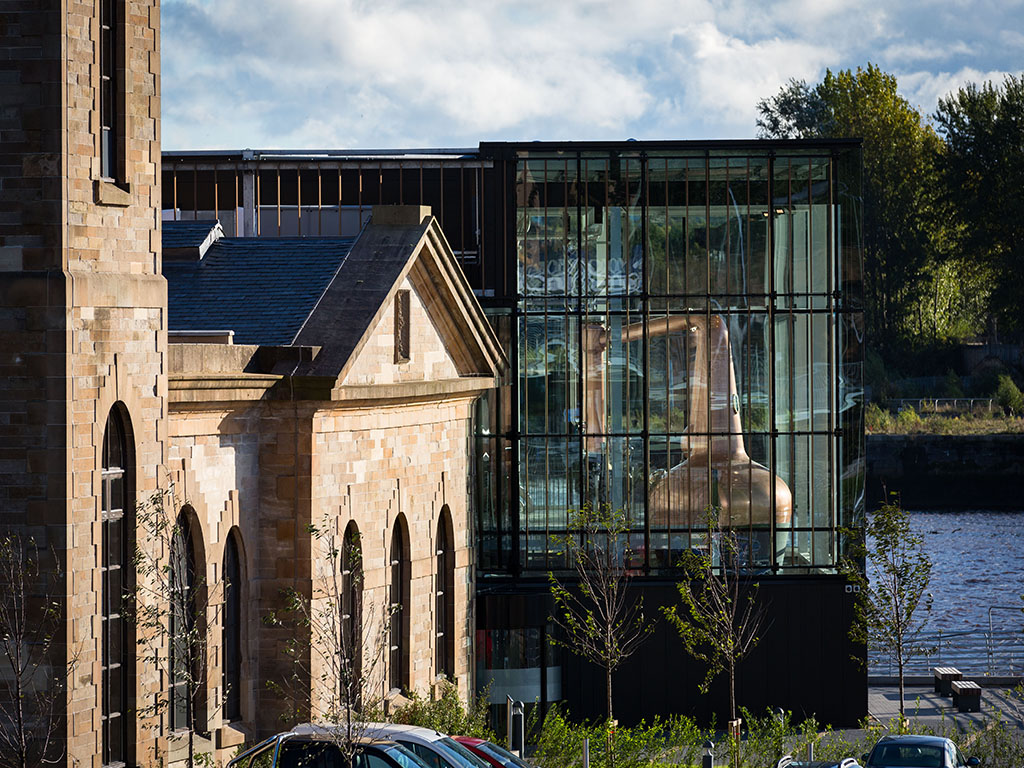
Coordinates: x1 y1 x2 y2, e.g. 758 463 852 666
586 315 793 559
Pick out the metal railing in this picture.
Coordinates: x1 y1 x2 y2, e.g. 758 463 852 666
869 627 1024 677
886 398 996 414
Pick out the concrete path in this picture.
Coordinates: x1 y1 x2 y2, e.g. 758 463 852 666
867 685 1024 732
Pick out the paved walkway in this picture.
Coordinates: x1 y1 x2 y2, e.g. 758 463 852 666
867 684 1024 732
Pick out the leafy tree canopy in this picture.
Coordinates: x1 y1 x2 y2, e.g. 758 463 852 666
934 74 1024 335
757 65 978 356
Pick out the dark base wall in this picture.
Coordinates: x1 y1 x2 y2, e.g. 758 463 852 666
867 434 1024 510
477 576 866 728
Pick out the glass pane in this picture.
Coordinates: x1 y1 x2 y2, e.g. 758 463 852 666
519 315 580 436
108 662 122 716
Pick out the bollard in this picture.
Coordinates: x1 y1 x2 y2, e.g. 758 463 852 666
582 738 589 768
702 740 715 768
511 700 525 757
506 695 514 750
807 743 814 761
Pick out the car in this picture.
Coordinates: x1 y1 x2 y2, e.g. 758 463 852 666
863 735 981 768
359 723 492 768
226 729 433 768
452 736 532 768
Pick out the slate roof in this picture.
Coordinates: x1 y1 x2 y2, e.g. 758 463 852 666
162 219 220 250
164 236 356 346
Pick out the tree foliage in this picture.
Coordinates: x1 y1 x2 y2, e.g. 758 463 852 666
757 65 970 354
0 534 74 768
934 74 1024 335
661 511 767 725
548 506 655 726
840 499 933 718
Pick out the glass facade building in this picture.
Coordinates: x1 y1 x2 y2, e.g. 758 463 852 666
475 143 863 578
162 139 865 725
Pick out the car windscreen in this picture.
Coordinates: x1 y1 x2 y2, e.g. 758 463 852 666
472 742 531 768
870 745 944 768
436 738 491 768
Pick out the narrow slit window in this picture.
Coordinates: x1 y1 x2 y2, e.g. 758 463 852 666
394 289 411 363
99 0 119 180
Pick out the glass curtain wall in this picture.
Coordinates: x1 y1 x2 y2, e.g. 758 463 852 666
480 146 862 576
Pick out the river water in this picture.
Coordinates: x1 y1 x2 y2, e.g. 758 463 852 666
888 510 1024 632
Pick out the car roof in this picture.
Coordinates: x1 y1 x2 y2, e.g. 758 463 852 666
357 723 448 743
292 723 444 741
453 737 486 746
875 735 952 747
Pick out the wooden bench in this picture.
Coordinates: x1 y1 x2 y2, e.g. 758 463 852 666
933 666 962 696
951 679 982 713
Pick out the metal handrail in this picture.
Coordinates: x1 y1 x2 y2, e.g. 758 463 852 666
886 398 995 413
869 627 1024 677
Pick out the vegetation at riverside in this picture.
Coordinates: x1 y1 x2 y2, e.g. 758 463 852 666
863 367 1024 434
757 66 1024 404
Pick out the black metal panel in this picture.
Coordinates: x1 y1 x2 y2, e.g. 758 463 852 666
476 576 866 727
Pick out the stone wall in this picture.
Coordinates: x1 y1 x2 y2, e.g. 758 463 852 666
167 390 480 747
0 2 164 765
867 434 1024 509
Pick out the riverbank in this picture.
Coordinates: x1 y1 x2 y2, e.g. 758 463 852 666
866 434 1024 509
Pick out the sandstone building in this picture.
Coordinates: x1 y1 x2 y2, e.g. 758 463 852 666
0 3 504 766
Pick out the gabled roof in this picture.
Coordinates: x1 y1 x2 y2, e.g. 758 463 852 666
163 208 506 390
291 207 506 383
163 226 356 346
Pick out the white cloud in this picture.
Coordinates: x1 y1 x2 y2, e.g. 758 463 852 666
899 67 1014 116
160 0 1024 149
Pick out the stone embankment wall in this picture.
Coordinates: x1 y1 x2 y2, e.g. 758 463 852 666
867 434 1024 509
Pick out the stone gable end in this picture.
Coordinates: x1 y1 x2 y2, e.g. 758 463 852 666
341 276 460 386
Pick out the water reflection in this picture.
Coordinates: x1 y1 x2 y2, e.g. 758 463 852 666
869 510 1024 632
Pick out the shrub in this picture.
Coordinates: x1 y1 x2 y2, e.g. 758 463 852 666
865 403 894 433
895 405 922 431
994 373 1024 416
390 684 493 739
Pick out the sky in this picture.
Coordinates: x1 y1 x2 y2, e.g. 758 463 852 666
161 0 1024 151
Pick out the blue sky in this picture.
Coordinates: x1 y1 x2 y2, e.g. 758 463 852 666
161 0 1023 151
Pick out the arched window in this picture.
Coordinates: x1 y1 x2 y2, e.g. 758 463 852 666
101 405 133 767
222 530 243 722
169 511 199 731
388 516 410 692
435 507 456 679
340 521 362 705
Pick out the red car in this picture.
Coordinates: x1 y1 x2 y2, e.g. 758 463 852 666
452 737 532 768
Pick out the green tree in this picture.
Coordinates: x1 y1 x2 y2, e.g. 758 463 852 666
934 74 1024 336
994 374 1024 416
548 506 655 728
661 511 766 727
840 499 933 719
757 65 960 352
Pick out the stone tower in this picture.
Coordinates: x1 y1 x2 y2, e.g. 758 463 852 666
0 1 163 766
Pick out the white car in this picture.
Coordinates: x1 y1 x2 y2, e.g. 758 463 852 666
358 724 492 768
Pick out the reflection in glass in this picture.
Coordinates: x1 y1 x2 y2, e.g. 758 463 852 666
499 148 862 575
